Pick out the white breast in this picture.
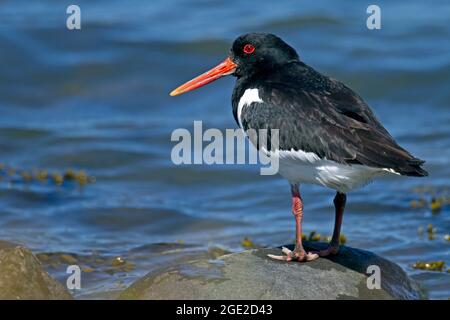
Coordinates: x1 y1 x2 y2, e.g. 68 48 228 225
237 88 263 129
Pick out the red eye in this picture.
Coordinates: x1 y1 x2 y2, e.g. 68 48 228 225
243 44 255 54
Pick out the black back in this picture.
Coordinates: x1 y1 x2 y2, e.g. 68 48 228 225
229 34 427 177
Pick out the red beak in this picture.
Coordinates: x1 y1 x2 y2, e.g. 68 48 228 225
170 57 237 96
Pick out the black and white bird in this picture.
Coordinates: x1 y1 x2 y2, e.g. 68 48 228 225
170 33 428 262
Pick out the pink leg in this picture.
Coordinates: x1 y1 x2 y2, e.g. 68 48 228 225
319 192 346 257
268 184 319 262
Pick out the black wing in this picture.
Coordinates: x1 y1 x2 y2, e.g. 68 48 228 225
236 65 427 177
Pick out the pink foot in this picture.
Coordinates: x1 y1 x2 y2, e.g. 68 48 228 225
268 246 319 262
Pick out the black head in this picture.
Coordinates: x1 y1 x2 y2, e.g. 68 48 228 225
230 33 299 78
170 33 299 96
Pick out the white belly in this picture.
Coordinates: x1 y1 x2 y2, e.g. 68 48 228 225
269 148 391 193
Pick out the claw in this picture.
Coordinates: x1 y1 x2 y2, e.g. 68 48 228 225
281 246 293 256
267 247 319 262
267 253 292 261
305 252 319 261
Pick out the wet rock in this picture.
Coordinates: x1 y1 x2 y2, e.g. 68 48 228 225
0 241 73 300
119 242 424 300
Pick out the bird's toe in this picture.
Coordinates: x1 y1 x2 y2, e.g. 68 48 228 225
267 246 319 262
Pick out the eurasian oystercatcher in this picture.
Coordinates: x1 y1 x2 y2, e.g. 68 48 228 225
170 33 428 262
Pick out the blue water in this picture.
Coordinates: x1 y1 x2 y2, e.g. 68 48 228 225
0 0 449 299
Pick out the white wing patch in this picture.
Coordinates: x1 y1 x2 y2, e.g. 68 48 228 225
237 88 263 129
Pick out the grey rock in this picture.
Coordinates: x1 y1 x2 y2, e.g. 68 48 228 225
0 241 73 300
119 242 425 300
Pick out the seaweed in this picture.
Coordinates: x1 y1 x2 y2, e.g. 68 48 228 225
412 261 446 272
410 185 450 213
241 237 255 248
0 163 95 188
36 252 136 276
427 223 435 240
243 231 347 249
305 231 346 244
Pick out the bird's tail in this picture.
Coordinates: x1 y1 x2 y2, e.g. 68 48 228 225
396 158 428 177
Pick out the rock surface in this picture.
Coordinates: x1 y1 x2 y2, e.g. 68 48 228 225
0 241 73 300
119 242 424 300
